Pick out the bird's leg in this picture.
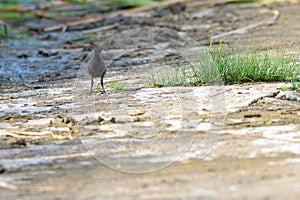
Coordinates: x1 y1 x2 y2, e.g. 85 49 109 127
100 75 106 94
100 69 106 94
89 77 93 95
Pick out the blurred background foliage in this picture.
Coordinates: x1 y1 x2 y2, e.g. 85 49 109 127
0 0 296 42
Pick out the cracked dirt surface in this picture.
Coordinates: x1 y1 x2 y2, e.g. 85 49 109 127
0 1 300 200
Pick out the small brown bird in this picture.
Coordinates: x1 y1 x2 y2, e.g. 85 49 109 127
87 45 106 94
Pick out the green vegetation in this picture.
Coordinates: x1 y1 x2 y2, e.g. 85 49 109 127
150 43 300 89
150 65 191 87
60 0 92 6
292 81 300 89
70 36 93 42
0 0 158 19
8 36 55 44
0 12 35 19
95 81 124 92
280 86 288 91
0 20 8 40
213 44 299 84
95 87 104 93
109 81 125 91
0 0 158 7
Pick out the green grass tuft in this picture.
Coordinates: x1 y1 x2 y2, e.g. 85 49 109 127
150 43 300 89
109 81 125 91
213 44 299 84
0 20 8 40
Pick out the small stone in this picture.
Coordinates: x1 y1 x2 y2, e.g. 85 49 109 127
169 2 186 15
278 91 300 101
244 113 261 118
97 116 104 123
17 53 28 58
63 116 75 124
109 117 116 123
10 139 27 147
133 117 141 122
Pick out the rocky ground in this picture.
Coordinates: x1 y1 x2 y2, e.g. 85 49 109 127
0 1 299 199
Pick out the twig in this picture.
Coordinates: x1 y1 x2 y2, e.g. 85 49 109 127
211 9 280 40
0 129 70 140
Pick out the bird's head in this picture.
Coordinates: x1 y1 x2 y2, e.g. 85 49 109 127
93 44 106 54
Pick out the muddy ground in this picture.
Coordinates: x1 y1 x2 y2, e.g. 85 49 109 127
0 1 300 199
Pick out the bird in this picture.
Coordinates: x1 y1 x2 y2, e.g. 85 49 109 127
87 45 106 94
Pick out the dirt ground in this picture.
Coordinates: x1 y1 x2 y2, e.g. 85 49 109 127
0 1 300 200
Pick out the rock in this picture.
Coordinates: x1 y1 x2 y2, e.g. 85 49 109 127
278 91 300 102
109 117 116 123
100 117 116 125
10 139 27 147
84 116 104 125
97 116 104 123
168 2 186 15
50 115 76 127
17 53 28 58
63 116 75 124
